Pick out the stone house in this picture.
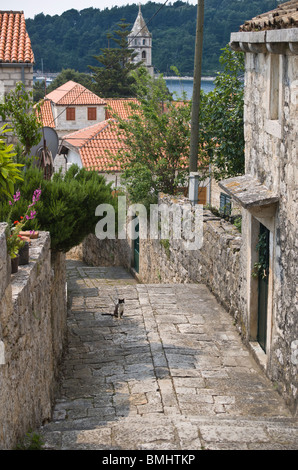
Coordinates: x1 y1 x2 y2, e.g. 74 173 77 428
0 10 34 98
40 80 107 139
56 98 138 181
220 0 298 412
58 119 122 186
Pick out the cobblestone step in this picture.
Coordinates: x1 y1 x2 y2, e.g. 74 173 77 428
38 260 298 450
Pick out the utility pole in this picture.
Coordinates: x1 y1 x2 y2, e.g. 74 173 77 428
189 0 204 205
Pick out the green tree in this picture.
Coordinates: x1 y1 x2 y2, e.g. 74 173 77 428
200 45 245 181
33 80 47 103
88 19 142 98
0 82 42 157
111 68 192 209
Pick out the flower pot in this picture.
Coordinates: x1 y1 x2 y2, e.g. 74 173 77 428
19 230 39 239
19 242 29 265
11 255 19 274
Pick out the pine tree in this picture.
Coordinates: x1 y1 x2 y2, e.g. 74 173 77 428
89 19 142 98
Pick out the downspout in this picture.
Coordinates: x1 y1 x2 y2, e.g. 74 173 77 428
209 163 212 205
21 65 25 84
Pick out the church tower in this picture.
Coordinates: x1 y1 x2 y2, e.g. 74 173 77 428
128 4 154 77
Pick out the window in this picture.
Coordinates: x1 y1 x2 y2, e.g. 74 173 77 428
143 39 146 45
142 51 146 60
66 107 75 121
220 192 231 216
269 55 280 121
88 107 97 121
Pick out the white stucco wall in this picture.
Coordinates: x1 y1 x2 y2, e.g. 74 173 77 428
66 149 83 168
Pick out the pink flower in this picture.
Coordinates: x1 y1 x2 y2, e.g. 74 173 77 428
26 210 36 220
13 190 20 202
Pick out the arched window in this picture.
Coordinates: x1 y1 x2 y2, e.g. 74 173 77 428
142 51 146 60
143 39 146 45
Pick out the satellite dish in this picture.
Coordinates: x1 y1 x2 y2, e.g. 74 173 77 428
29 127 59 161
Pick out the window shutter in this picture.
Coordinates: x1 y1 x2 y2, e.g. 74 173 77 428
88 107 97 120
198 187 207 205
66 107 75 121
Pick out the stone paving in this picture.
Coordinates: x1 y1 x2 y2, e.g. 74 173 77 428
39 260 298 450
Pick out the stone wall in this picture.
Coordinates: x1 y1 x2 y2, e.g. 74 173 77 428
0 65 34 148
0 224 67 449
83 234 132 270
54 104 106 135
82 194 243 328
0 65 33 96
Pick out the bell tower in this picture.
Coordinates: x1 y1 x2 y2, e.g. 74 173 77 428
128 4 154 77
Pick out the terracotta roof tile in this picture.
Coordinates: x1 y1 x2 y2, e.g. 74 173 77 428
45 80 106 106
105 98 140 119
240 0 298 31
0 11 34 63
61 119 124 172
35 99 55 128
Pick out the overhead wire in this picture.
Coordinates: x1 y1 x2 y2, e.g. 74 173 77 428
39 0 170 129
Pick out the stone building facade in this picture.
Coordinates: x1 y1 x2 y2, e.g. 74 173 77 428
42 80 107 139
220 1 298 413
0 11 34 98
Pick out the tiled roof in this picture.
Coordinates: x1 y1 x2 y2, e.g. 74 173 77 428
240 0 298 31
105 98 140 119
0 11 34 63
61 120 124 172
45 80 106 106
35 99 55 128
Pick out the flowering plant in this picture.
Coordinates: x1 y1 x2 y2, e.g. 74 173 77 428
5 188 41 258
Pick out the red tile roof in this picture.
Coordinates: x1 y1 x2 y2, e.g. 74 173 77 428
0 11 34 63
61 120 124 172
105 98 140 119
240 0 298 31
45 80 106 106
35 99 55 128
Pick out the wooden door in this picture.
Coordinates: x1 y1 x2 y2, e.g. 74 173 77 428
257 224 270 352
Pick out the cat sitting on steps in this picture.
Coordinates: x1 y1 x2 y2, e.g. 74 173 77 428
102 299 125 319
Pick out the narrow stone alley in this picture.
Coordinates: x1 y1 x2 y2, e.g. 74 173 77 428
39 259 298 450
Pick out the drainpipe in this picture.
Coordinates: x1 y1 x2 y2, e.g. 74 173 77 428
21 65 25 84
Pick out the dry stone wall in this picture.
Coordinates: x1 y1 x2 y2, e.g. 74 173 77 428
0 223 67 449
82 194 243 330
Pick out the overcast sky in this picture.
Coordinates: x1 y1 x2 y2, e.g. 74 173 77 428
7 0 197 19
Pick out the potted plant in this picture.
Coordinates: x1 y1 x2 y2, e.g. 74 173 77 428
5 188 41 273
6 230 25 272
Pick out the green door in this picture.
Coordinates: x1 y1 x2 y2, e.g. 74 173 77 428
257 224 270 353
134 220 139 273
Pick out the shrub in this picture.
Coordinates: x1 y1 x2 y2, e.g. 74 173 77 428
0 164 117 252
0 125 23 199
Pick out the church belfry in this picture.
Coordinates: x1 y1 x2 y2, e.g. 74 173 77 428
128 4 154 77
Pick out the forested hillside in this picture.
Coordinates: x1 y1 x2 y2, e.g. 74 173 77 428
26 0 279 76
